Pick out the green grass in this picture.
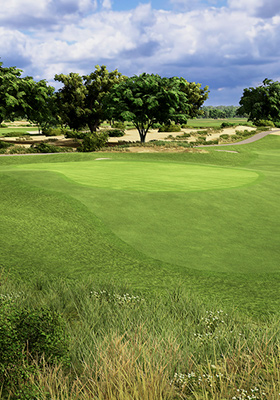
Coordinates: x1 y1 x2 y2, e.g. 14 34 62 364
0 135 279 315
0 127 38 136
187 117 253 128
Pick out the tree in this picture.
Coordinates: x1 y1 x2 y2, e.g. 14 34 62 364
105 73 209 143
0 62 57 130
0 63 27 124
54 65 125 133
22 78 58 133
237 79 280 124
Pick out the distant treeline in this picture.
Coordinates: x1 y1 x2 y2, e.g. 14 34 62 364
200 105 245 119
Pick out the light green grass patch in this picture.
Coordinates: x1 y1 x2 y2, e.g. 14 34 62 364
17 161 259 192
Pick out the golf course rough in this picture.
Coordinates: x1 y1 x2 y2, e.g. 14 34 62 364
16 160 259 192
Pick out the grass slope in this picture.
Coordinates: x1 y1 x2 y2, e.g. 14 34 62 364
0 135 279 315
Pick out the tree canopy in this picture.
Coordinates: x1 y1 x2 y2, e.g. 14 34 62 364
0 63 26 124
237 79 280 124
0 62 57 130
55 65 125 133
105 73 209 142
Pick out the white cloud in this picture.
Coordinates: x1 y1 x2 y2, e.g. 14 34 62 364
1 1 280 104
102 0 112 10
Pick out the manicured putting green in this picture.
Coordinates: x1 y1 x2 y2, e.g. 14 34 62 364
19 161 259 192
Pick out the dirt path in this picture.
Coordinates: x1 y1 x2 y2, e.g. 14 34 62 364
198 129 280 147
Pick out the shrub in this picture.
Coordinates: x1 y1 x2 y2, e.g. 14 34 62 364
0 131 30 138
42 127 65 136
8 146 34 154
0 299 69 398
112 121 125 130
29 143 72 153
0 140 12 149
254 119 275 127
31 143 61 153
219 134 229 140
158 124 181 132
179 132 191 138
65 130 87 139
206 139 219 145
106 129 125 137
220 122 236 128
79 132 108 152
150 122 162 129
0 124 8 128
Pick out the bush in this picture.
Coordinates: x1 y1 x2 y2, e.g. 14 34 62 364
219 134 229 140
31 143 61 153
0 131 30 138
106 129 125 137
0 124 8 128
150 123 162 129
206 139 219 145
42 127 65 136
79 132 108 152
0 140 12 149
0 299 69 398
254 119 275 127
179 132 191 138
220 122 236 128
112 121 125 130
8 146 34 154
158 124 181 132
65 130 87 139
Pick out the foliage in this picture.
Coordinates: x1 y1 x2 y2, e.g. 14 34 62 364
201 105 240 119
1 275 280 399
0 63 57 131
0 140 12 149
31 142 68 153
55 65 125 134
253 119 275 127
105 73 209 142
22 78 58 133
106 128 125 137
238 78 280 124
158 124 181 132
112 121 125 130
0 296 69 398
79 131 108 152
220 121 237 128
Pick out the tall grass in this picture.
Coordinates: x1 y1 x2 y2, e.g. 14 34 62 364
1 270 280 399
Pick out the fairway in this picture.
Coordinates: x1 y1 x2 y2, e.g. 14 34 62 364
1 135 280 314
17 161 259 192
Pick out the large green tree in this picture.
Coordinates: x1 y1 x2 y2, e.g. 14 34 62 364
0 63 27 124
23 78 58 133
55 65 124 133
105 73 209 143
237 79 280 124
0 62 57 130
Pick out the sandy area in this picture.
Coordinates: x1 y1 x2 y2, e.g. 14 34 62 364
108 125 258 143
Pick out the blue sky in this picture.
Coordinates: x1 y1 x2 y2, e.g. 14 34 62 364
0 0 280 105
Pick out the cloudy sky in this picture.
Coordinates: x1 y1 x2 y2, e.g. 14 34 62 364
0 0 280 105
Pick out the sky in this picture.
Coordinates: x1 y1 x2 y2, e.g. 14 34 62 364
0 0 280 105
